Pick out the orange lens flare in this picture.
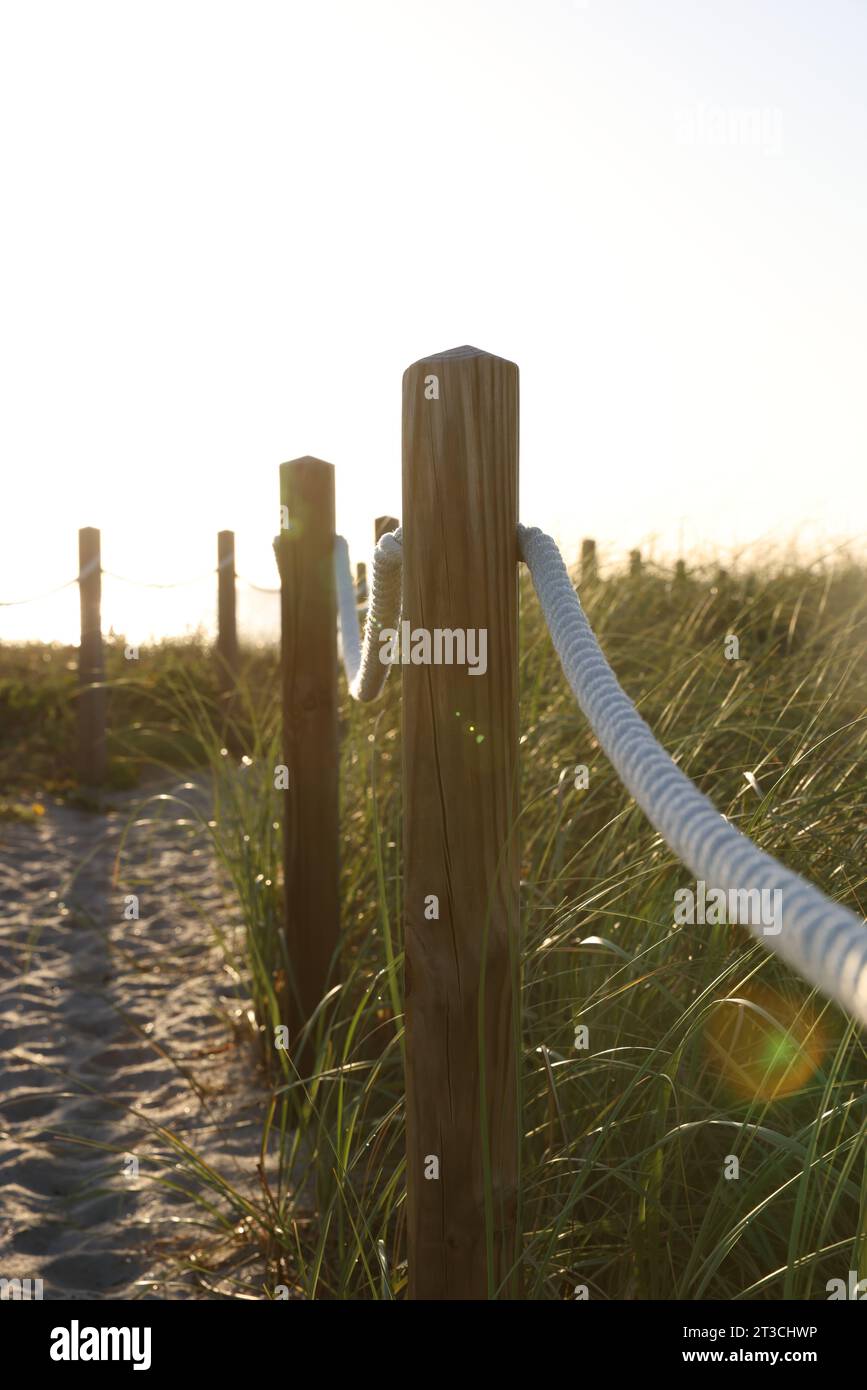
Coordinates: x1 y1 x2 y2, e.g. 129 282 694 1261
705 985 826 1101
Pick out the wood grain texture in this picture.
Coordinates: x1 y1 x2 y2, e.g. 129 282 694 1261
77 526 106 785
276 458 340 1060
402 346 520 1299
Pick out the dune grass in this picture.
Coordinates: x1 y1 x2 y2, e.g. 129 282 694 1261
2 551 865 1298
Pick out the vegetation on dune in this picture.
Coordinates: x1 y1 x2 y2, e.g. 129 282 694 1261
0 635 277 795
2 553 865 1298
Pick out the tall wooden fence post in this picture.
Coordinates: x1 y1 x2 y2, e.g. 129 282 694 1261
78 526 106 785
402 345 520 1299
275 458 340 1063
581 537 597 585
216 529 238 691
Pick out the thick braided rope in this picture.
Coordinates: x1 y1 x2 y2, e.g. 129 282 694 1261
519 523 867 1025
334 529 402 703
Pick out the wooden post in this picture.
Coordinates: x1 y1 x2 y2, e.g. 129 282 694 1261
629 548 642 577
355 560 368 602
675 558 687 584
402 345 520 1300
375 515 399 542
275 458 340 1061
78 527 106 784
216 530 238 690
581 537 597 585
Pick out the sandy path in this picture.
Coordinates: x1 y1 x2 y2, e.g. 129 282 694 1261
0 781 266 1300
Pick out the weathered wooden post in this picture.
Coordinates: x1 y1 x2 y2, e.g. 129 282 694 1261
78 527 106 784
674 558 687 584
581 537 597 586
375 515 399 542
355 560 368 602
216 530 238 690
629 548 642 577
402 345 520 1299
275 458 340 1062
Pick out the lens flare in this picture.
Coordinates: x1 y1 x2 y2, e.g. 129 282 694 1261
705 984 826 1101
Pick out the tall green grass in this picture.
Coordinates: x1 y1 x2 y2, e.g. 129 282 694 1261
209 555 865 1299
3 553 864 1297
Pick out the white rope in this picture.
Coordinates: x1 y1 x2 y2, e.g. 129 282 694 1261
335 535 363 683
518 523 867 1024
334 529 402 703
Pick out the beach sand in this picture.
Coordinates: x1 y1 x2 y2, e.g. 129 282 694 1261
0 781 266 1300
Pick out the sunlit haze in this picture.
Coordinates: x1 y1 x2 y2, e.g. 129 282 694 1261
2 0 865 641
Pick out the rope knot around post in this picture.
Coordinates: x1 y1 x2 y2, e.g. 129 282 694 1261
375 528 403 563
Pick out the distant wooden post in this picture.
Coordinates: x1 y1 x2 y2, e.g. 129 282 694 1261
375 515 399 542
275 458 340 1063
355 560 368 602
629 548 642 577
216 530 238 691
402 345 520 1300
581 537 597 585
675 558 687 584
78 527 106 784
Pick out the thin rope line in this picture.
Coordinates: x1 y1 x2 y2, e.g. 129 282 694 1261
0 577 78 606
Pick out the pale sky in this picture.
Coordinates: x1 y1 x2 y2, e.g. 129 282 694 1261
1 0 865 642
